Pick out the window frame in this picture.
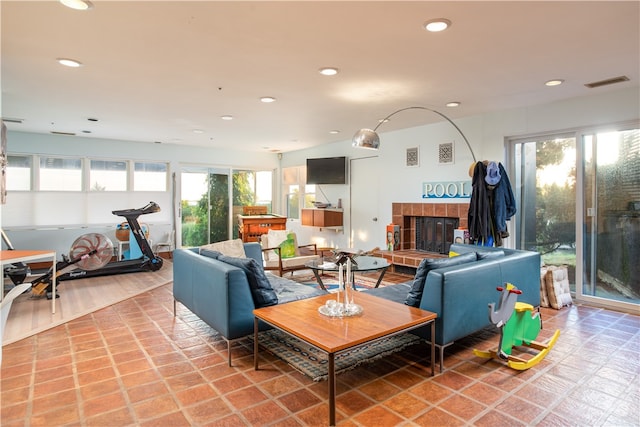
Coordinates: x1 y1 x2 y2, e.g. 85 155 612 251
5 153 169 192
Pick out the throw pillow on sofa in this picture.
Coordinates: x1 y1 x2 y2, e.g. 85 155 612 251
217 254 278 307
200 239 246 258
404 252 478 307
278 233 297 259
263 229 290 261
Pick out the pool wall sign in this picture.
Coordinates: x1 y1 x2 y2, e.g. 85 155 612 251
422 181 471 199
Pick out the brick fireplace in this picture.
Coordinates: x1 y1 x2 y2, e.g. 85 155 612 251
378 202 470 271
392 202 469 250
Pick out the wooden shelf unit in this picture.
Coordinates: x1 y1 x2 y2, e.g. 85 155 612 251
301 208 343 228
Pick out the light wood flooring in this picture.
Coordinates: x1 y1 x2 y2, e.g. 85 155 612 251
3 262 173 345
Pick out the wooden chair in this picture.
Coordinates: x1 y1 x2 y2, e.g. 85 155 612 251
153 230 175 258
260 230 320 276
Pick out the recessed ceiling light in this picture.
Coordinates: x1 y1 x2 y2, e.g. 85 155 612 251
424 19 451 32
446 101 461 107
193 129 204 134
60 0 93 10
545 79 564 87
221 115 233 120
319 67 339 76
260 96 276 103
57 58 82 67
329 130 340 134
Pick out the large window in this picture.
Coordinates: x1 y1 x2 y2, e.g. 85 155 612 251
39 156 82 191
6 154 168 192
282 165 315 220
6 155 31 190
134 162 168 191
90 160 127 191
255 170 273 210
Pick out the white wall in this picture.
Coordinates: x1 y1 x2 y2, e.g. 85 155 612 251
281 86 640 250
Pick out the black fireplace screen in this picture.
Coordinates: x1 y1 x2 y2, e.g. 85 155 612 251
415 217 459 254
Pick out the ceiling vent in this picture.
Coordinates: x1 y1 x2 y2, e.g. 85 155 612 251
50 131 76 136
1 117 24 124
438 142 454 164
584 76 629 88
406 147 419 167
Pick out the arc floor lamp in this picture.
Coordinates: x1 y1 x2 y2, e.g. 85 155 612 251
352 106 477 163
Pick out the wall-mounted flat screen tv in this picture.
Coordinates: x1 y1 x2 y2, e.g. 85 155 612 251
306 156 347 185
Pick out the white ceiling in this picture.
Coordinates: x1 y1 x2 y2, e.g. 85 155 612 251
2 1 639 153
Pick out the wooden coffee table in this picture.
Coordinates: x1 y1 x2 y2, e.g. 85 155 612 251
253 292 437 426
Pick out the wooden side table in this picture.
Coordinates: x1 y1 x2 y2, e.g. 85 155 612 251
316 246 334 260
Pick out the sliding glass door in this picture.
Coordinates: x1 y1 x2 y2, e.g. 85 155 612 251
581 128 639 308
180 168 229 247
180 167 274 247
231 170 273 239
511 124 639 311
512 135 577 290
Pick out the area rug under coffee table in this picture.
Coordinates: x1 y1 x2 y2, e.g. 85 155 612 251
252 328 421 381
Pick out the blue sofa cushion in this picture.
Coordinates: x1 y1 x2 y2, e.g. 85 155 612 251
217 254 278 307
405 252 478 307
364 282 412 304
477 249 505 260
267 273 327 303
200 249 223 259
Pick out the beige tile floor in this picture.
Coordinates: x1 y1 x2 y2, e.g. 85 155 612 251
1 279 639 426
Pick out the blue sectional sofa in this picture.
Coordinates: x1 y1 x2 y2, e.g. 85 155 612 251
364 243 541 370
172 242 326 365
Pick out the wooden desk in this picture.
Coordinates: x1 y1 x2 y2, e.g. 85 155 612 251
254 293 436 426
1 250 57 314
237 214 287 242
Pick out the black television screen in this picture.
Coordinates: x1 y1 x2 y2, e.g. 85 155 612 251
306 156 347 185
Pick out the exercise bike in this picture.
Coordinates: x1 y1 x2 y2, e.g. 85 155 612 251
27 201 164 298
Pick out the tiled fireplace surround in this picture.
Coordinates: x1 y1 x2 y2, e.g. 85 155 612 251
377 202 470 271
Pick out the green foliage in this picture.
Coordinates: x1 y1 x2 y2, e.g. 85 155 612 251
181 200 207 247
535 139 576 256
536 139 572 168
535 187 576 254
181 172 256 246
